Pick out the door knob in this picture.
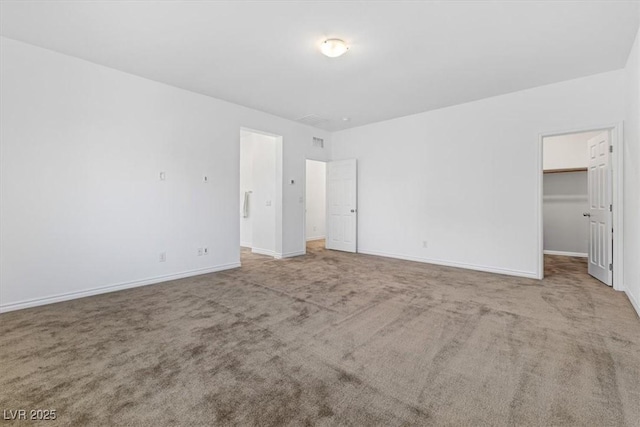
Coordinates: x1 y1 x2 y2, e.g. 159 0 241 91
350 209 356 213
583 212 591 217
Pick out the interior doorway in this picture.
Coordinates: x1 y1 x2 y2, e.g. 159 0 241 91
304 159 327 251
540 126 622 288
240 128 283 258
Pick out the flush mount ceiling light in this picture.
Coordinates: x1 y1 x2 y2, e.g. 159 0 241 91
320 39 349 58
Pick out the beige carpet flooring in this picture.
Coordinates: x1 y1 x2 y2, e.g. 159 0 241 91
1 241 639 426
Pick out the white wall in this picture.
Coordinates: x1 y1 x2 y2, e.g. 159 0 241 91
542 131 600 170
0 37 331 312
332 70 625 278
305 160 326 241
624 24 640 317
543 172 588 255
240 131 278 255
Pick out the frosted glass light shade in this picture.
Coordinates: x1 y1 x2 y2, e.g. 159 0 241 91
320 39 349 58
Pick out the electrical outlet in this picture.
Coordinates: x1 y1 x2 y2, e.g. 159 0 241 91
197 248 203 256
203 247 209 255
159 252 166 262
422 241 428 248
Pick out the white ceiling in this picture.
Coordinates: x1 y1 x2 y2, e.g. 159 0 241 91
1 1 638 131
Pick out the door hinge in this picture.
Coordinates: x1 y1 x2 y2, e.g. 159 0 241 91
609 263 613 271
609 145 613 153
609 204 613 212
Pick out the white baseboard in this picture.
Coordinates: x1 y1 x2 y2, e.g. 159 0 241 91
358 249 539 279
240 242 252 248
626 290 640 318
306 236 325 242
251 248 276 257
251 248 304 259
0 262 241 313
278 250 306 259
543 250 588 258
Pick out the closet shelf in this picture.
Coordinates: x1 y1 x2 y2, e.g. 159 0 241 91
543 195 588 201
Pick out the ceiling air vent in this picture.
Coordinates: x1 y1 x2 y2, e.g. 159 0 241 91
296 114 329 127
312 137 324 148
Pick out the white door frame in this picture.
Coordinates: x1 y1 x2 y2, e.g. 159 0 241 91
239 126 284 260
302 158 327 255
537 122 624 291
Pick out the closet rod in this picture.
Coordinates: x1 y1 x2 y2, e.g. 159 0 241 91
543 167 587 174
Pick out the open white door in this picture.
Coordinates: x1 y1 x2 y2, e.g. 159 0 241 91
326 159 357 253
585 131 612 286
